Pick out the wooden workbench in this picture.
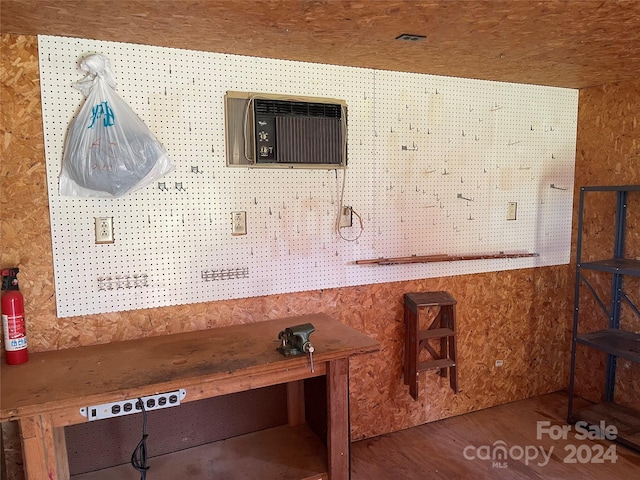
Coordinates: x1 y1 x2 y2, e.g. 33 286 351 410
0 313 379 480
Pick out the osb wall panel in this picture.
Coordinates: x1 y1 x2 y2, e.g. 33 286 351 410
572 79 640 412
3 0 640 89
1 34 572 479
349 266 571 439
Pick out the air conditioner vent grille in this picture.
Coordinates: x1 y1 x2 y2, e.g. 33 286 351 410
255 99 342 118
275 116 342 164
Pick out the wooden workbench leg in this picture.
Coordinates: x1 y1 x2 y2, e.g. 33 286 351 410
1 422 7 480
20 415 70 480
326 357 350 480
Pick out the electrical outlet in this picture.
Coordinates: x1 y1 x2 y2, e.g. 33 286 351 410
495 359 504 367
232 211 247 236
339 206 353 228
95 217 114 244
507 202 517 221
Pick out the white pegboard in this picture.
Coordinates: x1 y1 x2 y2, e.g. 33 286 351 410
38 35 578 317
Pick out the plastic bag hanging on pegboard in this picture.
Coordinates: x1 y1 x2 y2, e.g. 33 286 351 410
60 54 174 197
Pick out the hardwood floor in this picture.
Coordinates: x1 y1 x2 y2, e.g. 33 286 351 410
351 391 640 479
68 391 639 479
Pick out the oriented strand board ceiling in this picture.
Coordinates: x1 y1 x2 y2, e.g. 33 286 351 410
1 0 640 89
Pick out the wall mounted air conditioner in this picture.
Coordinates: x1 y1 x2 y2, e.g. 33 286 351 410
225 91 347 169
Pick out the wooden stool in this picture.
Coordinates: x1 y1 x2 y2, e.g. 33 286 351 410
403 291 458 400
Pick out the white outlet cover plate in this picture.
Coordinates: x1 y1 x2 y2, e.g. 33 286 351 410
232 211 247 235
94 216 114 244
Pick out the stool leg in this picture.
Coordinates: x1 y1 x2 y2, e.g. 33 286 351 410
437 307 449 378
449 307 458 393
403 307 411 386
405 307 419 400
439 337 448 378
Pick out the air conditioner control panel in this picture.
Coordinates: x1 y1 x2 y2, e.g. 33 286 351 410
255 117 276 161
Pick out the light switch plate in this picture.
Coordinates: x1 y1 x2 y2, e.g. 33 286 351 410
507 202 517 221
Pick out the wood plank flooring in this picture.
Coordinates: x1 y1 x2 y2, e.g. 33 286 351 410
71 391 639 479
351 391 640 479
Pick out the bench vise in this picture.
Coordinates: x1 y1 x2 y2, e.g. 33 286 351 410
277 322 315 372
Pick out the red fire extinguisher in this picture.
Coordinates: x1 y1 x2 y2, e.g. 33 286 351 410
1 268 29 365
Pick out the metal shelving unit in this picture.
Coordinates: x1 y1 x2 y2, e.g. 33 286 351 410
568 185 640 451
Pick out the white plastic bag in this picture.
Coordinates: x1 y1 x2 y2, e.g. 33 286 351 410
60 54 174 197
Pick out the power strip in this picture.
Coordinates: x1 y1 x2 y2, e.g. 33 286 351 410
80 389 186 421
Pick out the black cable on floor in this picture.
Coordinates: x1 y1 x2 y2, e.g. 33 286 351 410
131 398 149 480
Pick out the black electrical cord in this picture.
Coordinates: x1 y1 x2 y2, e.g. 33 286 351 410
131 398 149 480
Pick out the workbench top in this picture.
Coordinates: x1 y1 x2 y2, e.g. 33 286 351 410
1 313 378 422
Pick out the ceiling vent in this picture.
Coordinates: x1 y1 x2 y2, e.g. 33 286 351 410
395 33 426 42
